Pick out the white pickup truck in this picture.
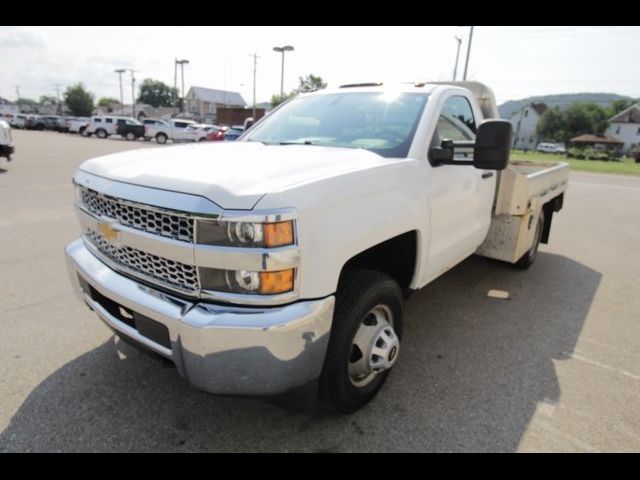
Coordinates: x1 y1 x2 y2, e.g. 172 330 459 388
143 118 195 144
65 82 568 413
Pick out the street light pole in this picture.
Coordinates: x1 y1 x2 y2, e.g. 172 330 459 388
272 45 294 97
462 26 474 81
114 69 125 115
452 36 462 81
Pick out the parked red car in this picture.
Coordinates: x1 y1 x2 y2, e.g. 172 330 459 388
205 128 225 141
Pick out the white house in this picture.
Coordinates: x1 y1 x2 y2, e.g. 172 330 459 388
509 103 548 150
185 87 246 123
605 104 640 154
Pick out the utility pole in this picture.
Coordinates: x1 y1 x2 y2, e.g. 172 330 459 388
462 26 474 81
175 59 189 114
115 69 125 115
54 84 62 115
250 53 260 119
15 85 21 102
173 58 178 115
452 36 462 81
123 69 138 118
132 72 136 117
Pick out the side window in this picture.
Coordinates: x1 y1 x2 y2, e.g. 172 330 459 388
105 118 113 124
430 96 477 165
174 121 189 128
440 96 476 139
94 118 102 123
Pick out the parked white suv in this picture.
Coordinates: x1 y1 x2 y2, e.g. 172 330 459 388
182 123 222 142
536 142 566 154
85 115 137 138
65 117 91 134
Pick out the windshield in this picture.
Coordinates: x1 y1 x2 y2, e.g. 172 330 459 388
243 92 428 158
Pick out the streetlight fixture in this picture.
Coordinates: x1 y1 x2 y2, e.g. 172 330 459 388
175 59 189 113
272 45 294 97
114 69 125 114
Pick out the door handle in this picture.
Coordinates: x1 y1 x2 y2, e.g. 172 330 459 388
481 172 494 179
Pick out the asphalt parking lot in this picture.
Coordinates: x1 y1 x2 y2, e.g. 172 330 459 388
1 129 639 452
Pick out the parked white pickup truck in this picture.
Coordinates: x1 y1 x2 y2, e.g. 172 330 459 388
143 118 195 144
65 82 568 413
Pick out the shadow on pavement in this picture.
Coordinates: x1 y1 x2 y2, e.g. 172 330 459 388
0 252 600 452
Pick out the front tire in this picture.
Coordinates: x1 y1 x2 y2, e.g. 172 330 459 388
126 132 135 141
96 129 107 139
156 133 168 144
319 269 403 413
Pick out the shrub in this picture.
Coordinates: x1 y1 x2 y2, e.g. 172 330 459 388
568 147 585 159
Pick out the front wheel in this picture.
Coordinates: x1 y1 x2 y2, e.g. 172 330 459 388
126 132 136 141
156 133 168 144
320 269 403 413
96 129 107 139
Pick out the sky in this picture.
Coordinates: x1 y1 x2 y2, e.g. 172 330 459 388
1 26 640 106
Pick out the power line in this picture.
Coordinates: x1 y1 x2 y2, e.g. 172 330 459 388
479 26 640 38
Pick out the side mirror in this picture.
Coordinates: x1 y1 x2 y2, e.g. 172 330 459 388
473 120 512 171
430 139 454 163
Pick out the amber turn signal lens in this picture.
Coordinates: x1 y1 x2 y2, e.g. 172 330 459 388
259 269 294 294
264 221 294 247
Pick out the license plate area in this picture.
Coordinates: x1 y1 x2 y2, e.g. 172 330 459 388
77 274 171 350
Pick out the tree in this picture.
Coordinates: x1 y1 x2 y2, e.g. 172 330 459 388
578 102 609 135
39 95 58 106
64 83 95 116
137 78 178 108
536 107 565 143
98 97 120 107
16 98 37 107
269 74 327 108
270 92 296 108
297 74 327 93
608 99 635 117
561 103 594 143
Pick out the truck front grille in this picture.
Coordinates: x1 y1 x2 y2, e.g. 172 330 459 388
79 187 194 243
85 229 199 293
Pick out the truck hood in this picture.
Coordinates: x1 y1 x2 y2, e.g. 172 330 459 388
79 142 392 209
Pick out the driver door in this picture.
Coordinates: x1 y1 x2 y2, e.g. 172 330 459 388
423 94 495 282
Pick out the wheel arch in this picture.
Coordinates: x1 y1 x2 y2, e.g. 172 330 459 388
337 231 419 292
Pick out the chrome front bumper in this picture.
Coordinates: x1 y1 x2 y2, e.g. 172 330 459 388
65 238 335 395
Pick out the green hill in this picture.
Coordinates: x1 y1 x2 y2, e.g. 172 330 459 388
499 93 636 119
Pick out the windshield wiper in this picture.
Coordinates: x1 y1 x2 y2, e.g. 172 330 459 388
279 140 314 145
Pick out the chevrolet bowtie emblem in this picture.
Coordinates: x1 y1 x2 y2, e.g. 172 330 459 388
98 222 120 242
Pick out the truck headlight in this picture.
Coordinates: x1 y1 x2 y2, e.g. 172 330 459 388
200 267 295 294
197 220 294 248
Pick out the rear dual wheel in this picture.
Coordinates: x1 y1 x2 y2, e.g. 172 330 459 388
515 210 545 269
